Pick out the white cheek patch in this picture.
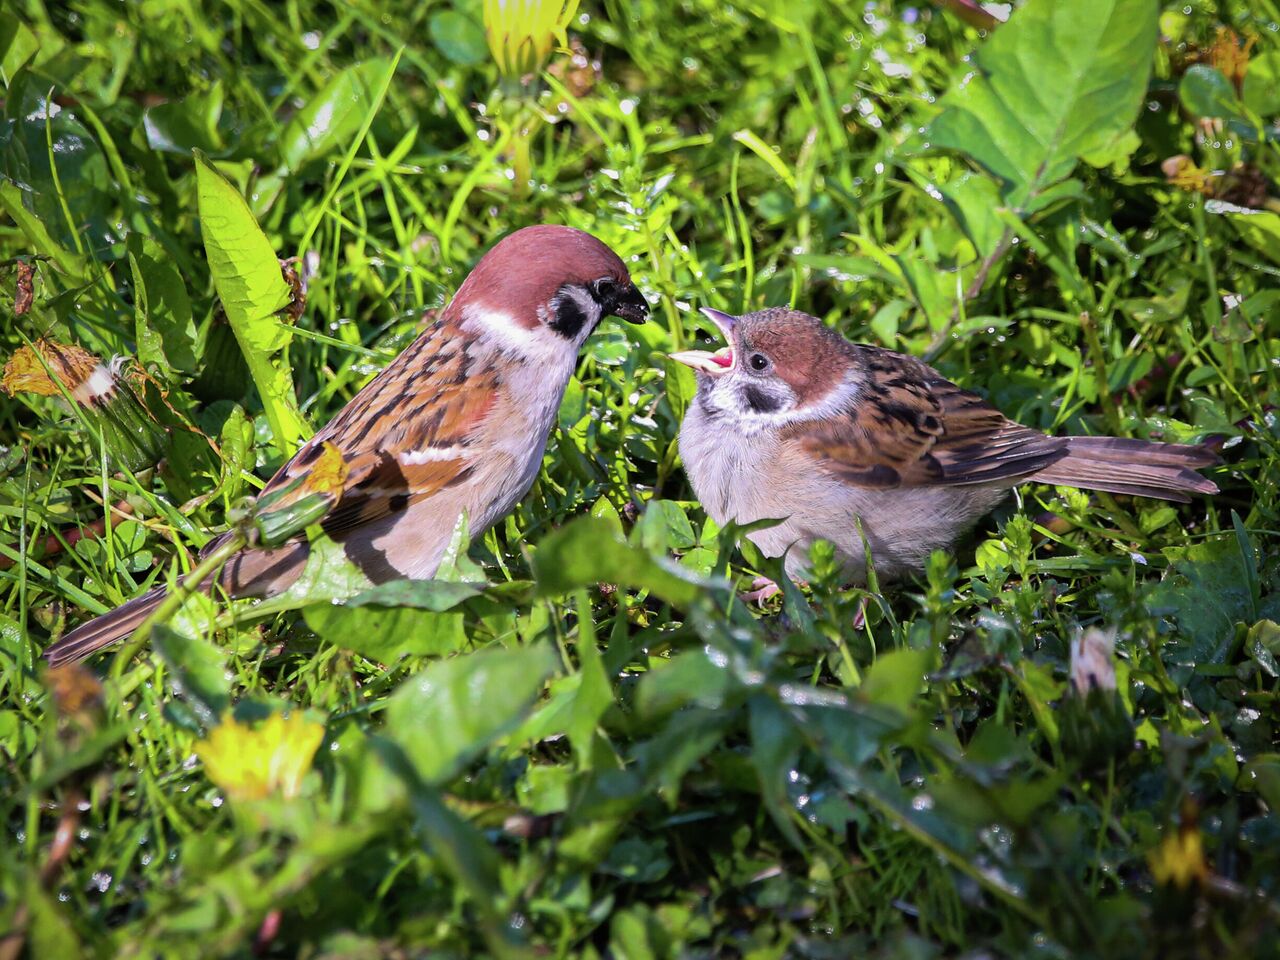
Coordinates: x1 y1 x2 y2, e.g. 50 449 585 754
461 304 577 367
704 375 860 435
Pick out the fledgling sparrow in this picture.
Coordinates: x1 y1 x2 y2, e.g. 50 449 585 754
46 225 648 665
671 307 1218 586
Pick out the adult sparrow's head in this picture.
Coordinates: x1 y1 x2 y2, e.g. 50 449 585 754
669 307 854 430
452 225 648 355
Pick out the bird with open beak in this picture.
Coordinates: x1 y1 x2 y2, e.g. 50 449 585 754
46 225 648 665
671 307 1218 591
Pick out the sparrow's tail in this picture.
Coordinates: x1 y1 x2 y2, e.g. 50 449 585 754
45 587 166 668
44 539 310 667
1032 436 1220 503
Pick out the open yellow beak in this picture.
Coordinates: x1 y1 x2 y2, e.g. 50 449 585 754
668 308 738 376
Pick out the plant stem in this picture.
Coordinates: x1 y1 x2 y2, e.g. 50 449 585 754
109 530 248 684
924 226 1014 363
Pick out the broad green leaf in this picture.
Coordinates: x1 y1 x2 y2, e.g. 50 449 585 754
429 11 488 66
152 624 231 728
749 695 804 847
280 57 394 171
860 648 929 714
926 0 1158 209
26 879 82 959
194 149 307 451
933 171 1006 259
1229 210 1280 267
1178 65 1243 123
533 515 709 608
276 532 375 606
385 644 557 784
144 82 226 154
308 605 466 663
0 13 39 86
216 404 255 500
564 593 613 766
635 646 731 719
128 235 198 373
347 579 485 610
0 70 112 260
633 498 696 551
1151 536 1257 663
629 707 732 799
1242 52 1280 117
0 180 88 280
1080 128 1141 173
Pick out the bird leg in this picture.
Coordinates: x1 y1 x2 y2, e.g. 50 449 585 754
852 594 869 631
741 575 782 605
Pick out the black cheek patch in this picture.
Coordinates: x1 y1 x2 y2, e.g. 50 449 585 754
743 385 781 414
548 293 589 339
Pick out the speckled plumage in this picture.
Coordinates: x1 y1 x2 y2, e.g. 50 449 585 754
673 307 1219 583
47 225 648 666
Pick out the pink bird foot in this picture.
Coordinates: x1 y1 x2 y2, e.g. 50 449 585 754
741 575 782 605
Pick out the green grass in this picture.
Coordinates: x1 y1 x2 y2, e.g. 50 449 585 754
2 0 1280 956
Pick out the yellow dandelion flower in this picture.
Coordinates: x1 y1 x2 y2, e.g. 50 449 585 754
1148 825 1209 890
483 0 579 82
196 712 325 802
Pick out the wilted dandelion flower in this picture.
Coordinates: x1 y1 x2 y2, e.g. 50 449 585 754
484 0 578 81
196 712 325 802
1061 626 1132 770
1069 626 1117 695
2 340 169 473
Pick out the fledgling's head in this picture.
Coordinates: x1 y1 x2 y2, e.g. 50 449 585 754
670 307 853 428
449 225 648 355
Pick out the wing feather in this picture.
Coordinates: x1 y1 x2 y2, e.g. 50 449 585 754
792 347 1068 488
255 318 499 533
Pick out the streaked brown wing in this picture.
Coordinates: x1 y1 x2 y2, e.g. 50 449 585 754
793 348 1067 488
256 318 499 533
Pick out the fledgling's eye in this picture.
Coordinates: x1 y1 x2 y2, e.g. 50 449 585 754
748 353 769 372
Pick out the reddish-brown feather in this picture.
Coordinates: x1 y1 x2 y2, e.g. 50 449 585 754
792 348 1068 488
257 315 502 531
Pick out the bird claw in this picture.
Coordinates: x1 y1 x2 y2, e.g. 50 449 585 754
740 576 782 605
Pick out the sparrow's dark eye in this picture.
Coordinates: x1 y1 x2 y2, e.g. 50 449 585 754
748 353 769 372
591 278 619 304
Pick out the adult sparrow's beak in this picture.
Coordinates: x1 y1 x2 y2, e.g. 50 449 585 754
669 307 737 375
610 283 650 324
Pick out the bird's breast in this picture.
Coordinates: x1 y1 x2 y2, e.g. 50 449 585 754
679 403 779 524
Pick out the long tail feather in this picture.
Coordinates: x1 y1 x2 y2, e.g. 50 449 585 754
45 587 166 667
44 540 311 667
1032 436 1220 503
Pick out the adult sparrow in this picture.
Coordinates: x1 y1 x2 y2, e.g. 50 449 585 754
46 225 648 665
671 307 1218 586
